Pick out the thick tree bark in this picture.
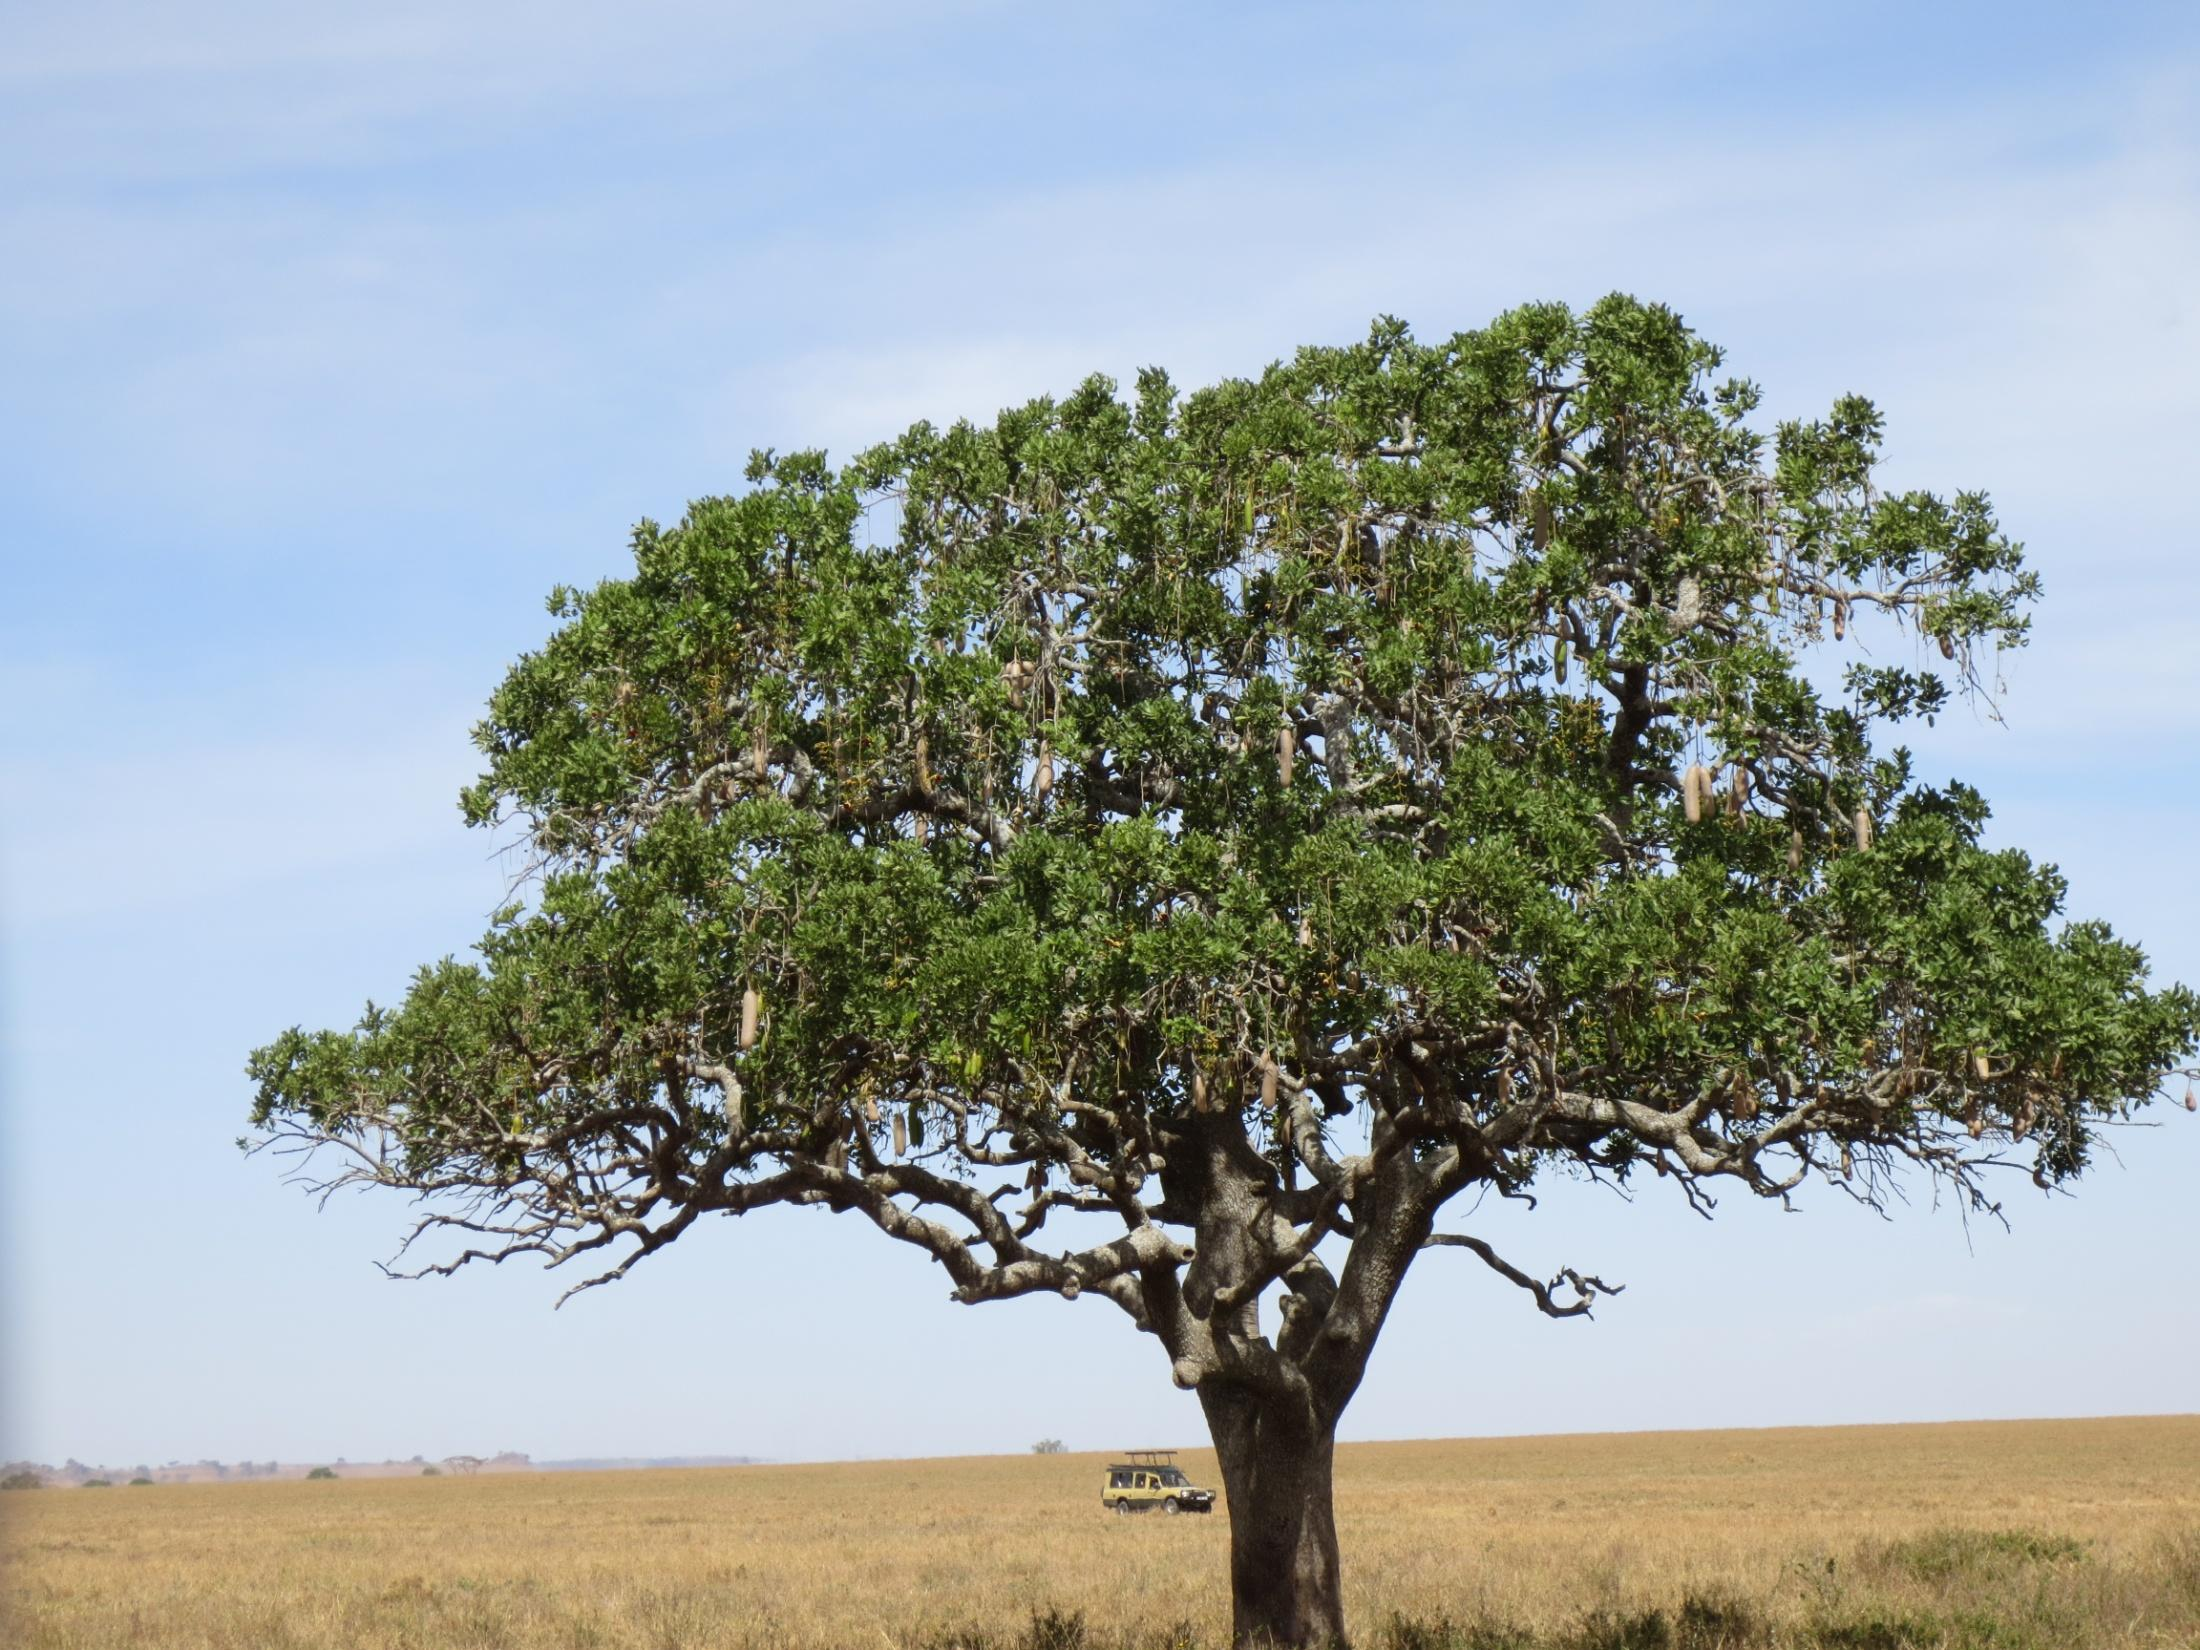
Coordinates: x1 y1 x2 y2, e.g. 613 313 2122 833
1201 1384 1346 1650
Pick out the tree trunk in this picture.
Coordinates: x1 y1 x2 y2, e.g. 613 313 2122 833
1201 1385 1346 1649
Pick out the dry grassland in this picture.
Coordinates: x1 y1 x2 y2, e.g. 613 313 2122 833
5 1416 2197 1649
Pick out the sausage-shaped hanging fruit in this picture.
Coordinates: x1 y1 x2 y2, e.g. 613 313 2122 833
1278 725 1295 787
1853 809 1874 852
740 986 761 1051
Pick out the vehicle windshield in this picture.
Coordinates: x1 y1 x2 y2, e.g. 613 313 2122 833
1159 1468 1188 1486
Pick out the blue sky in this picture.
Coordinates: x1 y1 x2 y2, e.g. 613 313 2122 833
4 1 2197 1468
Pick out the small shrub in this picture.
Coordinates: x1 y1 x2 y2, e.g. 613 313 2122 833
1562 1596 1767 1650
901 1624 1002 1650
1871 1527 2086 1584
306 1466 338 1480
1567 1608 1676 1650
1672 1594 1764 1650
1030 1438 1067 1455
1022 1605 1087 1650
1 1470 43 1490
2154 1526 2200 1611
1805 1621 1934 1650
127 1477 154 1486
81 1478 112 1489
421 1465 442 1476
1385 1613 1536 1649
1384 1614 1456 1650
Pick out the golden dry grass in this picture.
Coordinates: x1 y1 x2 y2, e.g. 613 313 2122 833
5 1416 2197 1649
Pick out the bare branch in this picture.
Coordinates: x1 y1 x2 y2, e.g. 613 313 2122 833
1423 1233 1623 1319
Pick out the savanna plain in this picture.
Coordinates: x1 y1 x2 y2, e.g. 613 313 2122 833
5 1416 2197 1650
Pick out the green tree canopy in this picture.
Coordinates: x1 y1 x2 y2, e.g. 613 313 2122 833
249 297 2196 1648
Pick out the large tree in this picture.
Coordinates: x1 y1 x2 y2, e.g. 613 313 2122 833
251 298 2196 1648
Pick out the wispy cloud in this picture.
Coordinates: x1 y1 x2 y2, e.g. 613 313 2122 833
0 1 1001 183
0 666 491 926
4 3 2195 1468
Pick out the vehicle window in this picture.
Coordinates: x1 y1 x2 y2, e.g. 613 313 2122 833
1109 1470 1128 1488
1161 1469 1186 1485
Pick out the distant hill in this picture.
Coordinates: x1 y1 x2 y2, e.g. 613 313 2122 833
3 1451 538 1486
1 1450 768 1487
536 1456 764 1473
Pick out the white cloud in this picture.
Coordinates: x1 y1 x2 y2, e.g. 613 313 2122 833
5 4 2196 1469
0 1 1002 182
1799 1291 2028 1346
714 72 2198 508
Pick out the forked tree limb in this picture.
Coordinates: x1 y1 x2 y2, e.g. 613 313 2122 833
1422 1233 1623 1319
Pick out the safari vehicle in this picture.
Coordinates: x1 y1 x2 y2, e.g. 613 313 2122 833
1101 1449 1216 1515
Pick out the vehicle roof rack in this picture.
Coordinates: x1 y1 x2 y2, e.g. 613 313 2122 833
1121 1448 1178 1464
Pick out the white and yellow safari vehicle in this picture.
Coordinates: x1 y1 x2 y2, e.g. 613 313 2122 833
1101 1449 1216 1515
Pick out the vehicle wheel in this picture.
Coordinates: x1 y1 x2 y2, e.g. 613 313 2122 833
1113 1499 1132 1517
1163 1497 1181 1515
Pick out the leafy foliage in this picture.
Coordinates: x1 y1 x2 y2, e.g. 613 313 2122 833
247 302 2194 1627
